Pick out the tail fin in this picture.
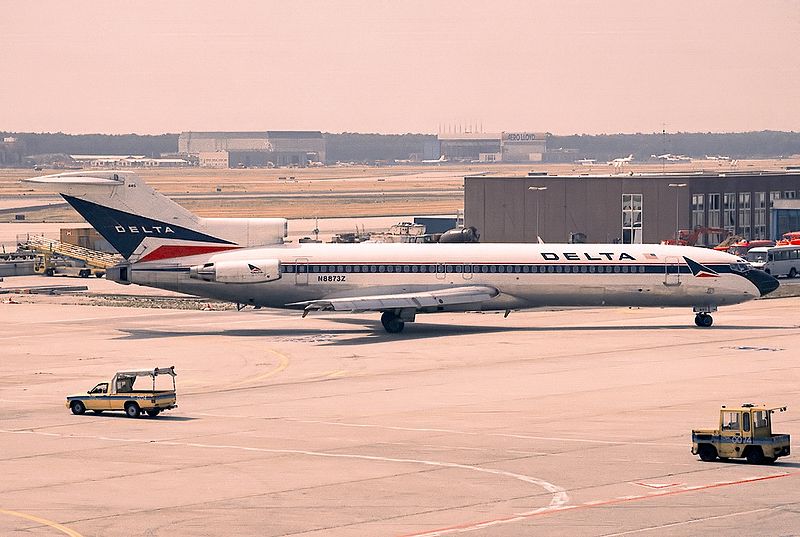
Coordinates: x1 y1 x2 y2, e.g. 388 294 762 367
23 171 287 262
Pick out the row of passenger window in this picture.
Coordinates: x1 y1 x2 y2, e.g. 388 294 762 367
282 264 651 274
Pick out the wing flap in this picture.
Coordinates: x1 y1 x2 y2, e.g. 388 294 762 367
291 285 499 313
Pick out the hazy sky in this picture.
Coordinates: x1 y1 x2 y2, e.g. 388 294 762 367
2 1 799 135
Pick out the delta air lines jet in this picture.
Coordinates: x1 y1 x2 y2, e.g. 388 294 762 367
23 172 779 333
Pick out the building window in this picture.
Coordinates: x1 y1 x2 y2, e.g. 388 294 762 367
770 191 782 207
691 194 705 243
622 194 643 244
723 192 736 233
785 191 797 199
707 193 722 245
754 192 767 239
738 192 751 238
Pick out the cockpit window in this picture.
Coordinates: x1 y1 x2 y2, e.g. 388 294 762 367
729 261 751 273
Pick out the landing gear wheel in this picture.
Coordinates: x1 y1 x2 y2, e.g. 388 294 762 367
124 402 141 418
380 311 405 334
91 410 104 414
70 401 86 415
790 267 797 278
694 313 713 327
697 443 717 462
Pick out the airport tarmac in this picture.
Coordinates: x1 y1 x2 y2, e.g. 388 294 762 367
1 279 799 536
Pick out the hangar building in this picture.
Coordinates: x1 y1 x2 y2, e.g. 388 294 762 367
179 131 326 167
438 132 546 163
465 171 800 244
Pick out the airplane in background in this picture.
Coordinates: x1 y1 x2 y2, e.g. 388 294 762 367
421 155 448 164
575 158 597 166
607 154 634 167
652 153 692 162
23 171 779 333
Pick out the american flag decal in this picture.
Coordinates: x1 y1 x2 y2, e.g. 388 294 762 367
683 257 719 278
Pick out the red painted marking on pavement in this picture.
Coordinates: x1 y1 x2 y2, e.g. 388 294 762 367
398 472 796 537
138 245 240 262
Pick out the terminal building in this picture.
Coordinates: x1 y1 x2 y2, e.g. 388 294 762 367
465 170 800 245
179 131 326 167
438 132 546 163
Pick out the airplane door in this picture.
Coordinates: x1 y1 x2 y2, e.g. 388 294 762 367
295 257 309 285
664 256 681 286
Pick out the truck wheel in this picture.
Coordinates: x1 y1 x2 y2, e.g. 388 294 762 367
124 402 141 418
79 269 90 278
70 401 86 415
697 444 717 462
146 409 161 417
745 447 765 464
45 268 55 277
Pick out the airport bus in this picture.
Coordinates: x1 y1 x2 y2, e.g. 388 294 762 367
750 245 800 278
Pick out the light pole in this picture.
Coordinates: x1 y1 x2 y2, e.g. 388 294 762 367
528 186 547 242
668 183 687 243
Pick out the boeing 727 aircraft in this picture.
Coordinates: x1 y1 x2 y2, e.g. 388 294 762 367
24 172 779 333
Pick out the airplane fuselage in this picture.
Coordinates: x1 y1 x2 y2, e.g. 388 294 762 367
115 242 768 312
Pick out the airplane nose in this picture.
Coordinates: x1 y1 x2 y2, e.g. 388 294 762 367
745 269 780 296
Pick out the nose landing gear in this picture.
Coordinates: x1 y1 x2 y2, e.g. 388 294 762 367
694 313 713 327
693 306 716 327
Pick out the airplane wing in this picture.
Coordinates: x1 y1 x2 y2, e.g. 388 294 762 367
290 285 499 315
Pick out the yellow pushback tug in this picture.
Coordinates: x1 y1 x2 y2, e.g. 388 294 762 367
692 403 790 464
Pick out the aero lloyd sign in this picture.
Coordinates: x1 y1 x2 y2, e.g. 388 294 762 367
502 132 542 143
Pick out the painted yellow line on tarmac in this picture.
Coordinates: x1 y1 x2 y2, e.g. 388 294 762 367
0 508 84 537
230 348 290 387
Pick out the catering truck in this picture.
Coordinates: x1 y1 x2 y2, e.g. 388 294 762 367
66 367 177 418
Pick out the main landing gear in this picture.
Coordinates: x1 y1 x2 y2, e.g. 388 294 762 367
381 311 405 334
694 312 713 327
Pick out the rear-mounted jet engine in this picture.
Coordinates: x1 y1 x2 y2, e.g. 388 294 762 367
190 259 281 284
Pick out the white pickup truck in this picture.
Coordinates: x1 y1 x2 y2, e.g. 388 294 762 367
66 367 177 418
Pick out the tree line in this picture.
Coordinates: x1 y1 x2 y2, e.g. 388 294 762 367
2 130 798 165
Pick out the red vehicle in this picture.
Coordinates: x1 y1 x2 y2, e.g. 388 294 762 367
777 231 800 246
726 239 775 257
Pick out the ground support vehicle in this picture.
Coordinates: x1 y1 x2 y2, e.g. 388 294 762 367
692 404 790 464
757 245 800 278
66 367 177 418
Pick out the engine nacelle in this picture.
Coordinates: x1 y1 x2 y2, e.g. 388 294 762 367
189 259 281 284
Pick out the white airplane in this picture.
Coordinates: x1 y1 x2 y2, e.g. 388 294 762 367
421 155 448 164
607 154 634 167
575 158 597 166
23 171 779 333
652 153 692 162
